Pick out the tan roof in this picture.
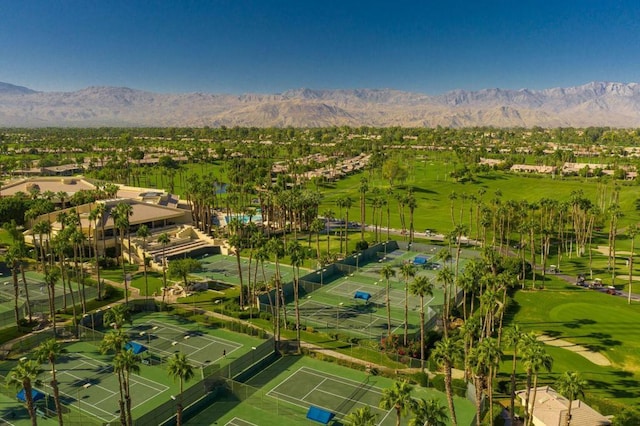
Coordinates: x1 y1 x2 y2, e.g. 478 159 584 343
517 387 611 426
1 177 97 196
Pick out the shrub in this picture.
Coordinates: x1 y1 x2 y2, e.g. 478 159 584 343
431 374 445 392
412 371 430 387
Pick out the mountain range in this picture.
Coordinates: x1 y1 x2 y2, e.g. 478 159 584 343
2 81 640 128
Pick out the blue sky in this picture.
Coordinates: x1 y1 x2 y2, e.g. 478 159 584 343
2 0 640 94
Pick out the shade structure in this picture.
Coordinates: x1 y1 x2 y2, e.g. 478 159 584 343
124 341 148 355
17 388 45 403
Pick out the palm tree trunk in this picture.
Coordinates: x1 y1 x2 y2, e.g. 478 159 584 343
24 381 37 426
51 363 64 426
20 265 32 322
12 266 20 326
444 362 458 426
386 279 391 338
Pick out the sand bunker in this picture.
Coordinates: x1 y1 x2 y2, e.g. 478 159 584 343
537 335 611 366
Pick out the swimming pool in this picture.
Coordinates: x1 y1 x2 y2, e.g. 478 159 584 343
225 214 263 224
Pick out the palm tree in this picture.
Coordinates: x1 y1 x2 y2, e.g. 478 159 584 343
310 218 325 260
343 195 353 254
266 237 285 347
410 397 448 426
555 371 587 426
469 337 502 426
436 265 454 337
359 177 369 241
136 225 151 305
344 406 378 426
379 380 415 426
6 359 40 426
43 266 61 336
34 338 65 425
103 304 131 329
114 349 140 426
227 219 246 309
504 325 524 425
88 206 104 299
627 224 637 304
100 328 128 354
523 342 553 426
288 241 307 351
113 202 133 304
379 265 396 337
5 246 23 327
167 353 195 426
410 275 434 371
158 232 171 306
431 337 463 426
323 209 335 253
519 332 539 426
399 263 416 346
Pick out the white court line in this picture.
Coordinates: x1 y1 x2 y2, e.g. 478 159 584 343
301 377 327 401
226 417 258 426
75 353 168 393
146 319 243 348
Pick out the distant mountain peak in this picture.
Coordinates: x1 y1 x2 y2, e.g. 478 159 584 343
0 82 37 95
1 81 640 128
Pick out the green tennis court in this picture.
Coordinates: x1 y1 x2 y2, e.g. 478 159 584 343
267 366 396 425
38 352 168 424
130 319 242 366
225 418 258 426
289 299 404 339
195 254 294 284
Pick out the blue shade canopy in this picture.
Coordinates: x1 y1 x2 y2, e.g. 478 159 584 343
354 291 371 301
17 388 45 403
125 341 148 354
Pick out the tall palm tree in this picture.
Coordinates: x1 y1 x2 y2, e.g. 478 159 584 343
627 224 637 304
43 266 61 336
88 206 103 299
5 246 23 327
523 341 553 426
410 275 434 371
322 209 335 253
344 406 377 426
100 328 128 354
136 225 151 305
436 266 454 337
157 232 171 307
288 241 307 351
379 264 396 337
266 237 285 347
359 177 368 241
519 332 540 426
555 371 587 426
116 349 140 426
399 263 416 346
34 338 65 425
410 397 448 426
379 380 415 426
167 353 195 426
113 202 134 304
227 218 246 309
469 337 502 426
504 325 524 425
431 337 463 426
343 195 353 254
6 359 40 426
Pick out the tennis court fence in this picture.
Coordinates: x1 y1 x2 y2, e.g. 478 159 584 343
135 337 275 426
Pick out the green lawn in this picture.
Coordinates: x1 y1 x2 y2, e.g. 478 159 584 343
503 275 640 410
